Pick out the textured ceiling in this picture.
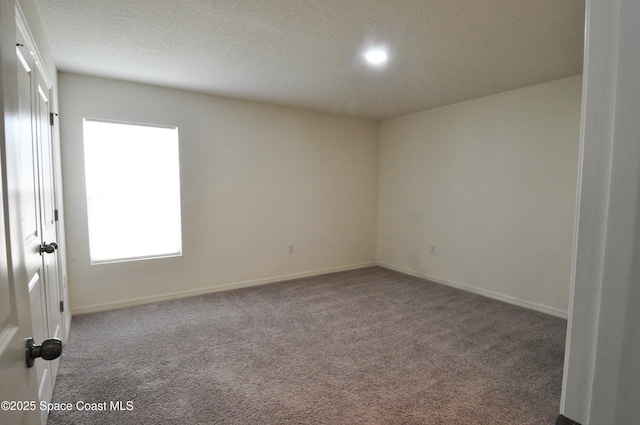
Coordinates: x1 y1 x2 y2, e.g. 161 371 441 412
35 0 585 120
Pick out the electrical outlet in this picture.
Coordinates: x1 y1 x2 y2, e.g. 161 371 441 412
288 244 294 254
430 245 436 255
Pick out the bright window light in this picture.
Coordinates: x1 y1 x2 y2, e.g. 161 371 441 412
83 119 182 264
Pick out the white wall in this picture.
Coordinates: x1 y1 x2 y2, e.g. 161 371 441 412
59 71 582 317
378 76 582 317
58 73 379 313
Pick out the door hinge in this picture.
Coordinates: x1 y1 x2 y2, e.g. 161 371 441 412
50 112 58 126
60 301 64 313
54 209 59 221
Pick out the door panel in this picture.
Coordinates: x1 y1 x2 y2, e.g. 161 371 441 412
16 47 39 246
35 71 62 384
14 22 61 423
0 6 41 425
16 38 55 410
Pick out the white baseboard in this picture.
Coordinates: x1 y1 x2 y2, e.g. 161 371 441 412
377 262 568 319
71 261 568 319
71 262 377 315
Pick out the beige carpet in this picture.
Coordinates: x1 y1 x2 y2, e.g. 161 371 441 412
48 267 566 424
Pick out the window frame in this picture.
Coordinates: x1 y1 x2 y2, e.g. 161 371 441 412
82 118 183 264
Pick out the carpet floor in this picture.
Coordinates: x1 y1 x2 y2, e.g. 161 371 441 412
47 267 566 424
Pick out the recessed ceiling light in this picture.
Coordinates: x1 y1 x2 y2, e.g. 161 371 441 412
364 48 388 66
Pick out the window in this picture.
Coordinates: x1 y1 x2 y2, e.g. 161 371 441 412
83 119 182 264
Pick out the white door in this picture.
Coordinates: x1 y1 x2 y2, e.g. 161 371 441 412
0 12 43 425
34 56 62 379
15 24 63 424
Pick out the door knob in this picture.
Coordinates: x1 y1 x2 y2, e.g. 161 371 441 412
26 337 62 368
39 242 58 254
